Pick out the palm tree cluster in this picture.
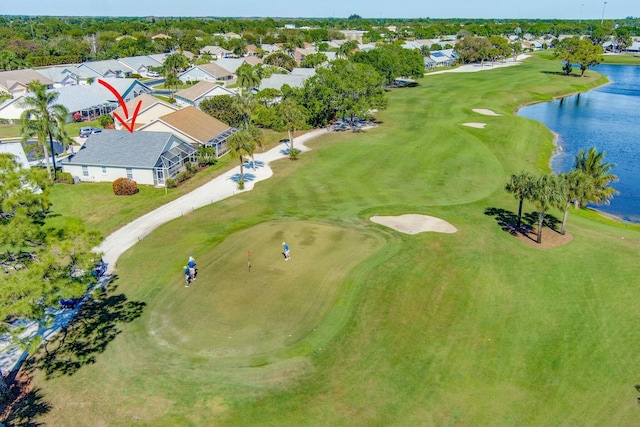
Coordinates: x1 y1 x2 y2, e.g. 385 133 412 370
505 147 618 243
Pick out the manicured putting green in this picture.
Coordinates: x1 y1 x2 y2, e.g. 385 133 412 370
146 220 383 357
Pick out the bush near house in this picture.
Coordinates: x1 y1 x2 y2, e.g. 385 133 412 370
112 177 138 195
56 171 74 184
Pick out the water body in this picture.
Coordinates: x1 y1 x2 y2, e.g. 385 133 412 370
517 64 640 223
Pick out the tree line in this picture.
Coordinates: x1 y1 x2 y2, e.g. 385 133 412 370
1 15 639 69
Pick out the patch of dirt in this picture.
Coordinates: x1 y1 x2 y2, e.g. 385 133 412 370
513 226 573 248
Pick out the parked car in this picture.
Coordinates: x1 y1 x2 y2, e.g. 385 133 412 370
79 127 103 137
146 70 160 77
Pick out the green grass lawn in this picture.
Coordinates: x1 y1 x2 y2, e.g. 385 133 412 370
17 52 640 426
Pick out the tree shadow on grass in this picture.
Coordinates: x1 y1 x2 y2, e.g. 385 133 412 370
485 207 562 240
0 371 51 427
22 282 146 380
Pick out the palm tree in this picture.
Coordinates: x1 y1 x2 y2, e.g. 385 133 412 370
20 81 72 180
280 98 307 160
163 53 190 98
336 40 358 59
529 174 565 244
233 92 257 130
558 170 593 235
227 130 255 189
574 147 619 206
236 64 261 93
247 125 264 170
505 171 535 228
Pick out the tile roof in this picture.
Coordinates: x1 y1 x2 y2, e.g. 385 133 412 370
0 69 53 91
155 106 232 142
111 93 177 121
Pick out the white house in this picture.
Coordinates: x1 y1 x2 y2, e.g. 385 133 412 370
174 81 236 107
61 130 196 186
111 93 179 130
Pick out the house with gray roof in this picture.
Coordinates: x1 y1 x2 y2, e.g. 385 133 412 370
174 81 236 108
117 56 163 76
178 63 235 85
0 78 152 123
61 130 196 186
0 142 30 169
35 66 81 88
258 68 316 91
200 46 232 59
77 59 133 78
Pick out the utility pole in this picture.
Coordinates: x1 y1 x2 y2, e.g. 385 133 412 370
580 3 584 22
601 1 607 24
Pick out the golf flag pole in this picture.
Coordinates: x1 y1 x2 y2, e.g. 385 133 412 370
247 250 251 272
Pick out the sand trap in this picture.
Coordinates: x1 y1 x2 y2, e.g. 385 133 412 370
463 122 486 128
371 214 457 234
473 108 502 116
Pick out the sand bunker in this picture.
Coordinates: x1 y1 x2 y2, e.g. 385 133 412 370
370 214 457 234
463 122 487 128
473 108 502 116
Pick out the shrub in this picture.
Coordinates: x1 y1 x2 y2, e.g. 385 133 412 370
165 178 177 188
99 114 114 128
175 170 193 183
237 178 244 190
185 162 198 174
57 171 74 184
288 148 301 160
112 177 138 195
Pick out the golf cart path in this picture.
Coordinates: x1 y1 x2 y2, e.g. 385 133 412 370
97 128 328 274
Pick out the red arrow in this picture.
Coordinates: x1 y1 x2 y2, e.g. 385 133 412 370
98 79 142 133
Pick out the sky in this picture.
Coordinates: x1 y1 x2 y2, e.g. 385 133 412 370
2 0 638 20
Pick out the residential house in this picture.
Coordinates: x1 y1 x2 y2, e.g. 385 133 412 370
428 50 457 67
178 63 235 85
151 33 171 40
35 66 81 88
0 142 30 169
0 78 151 123
200 46 232 59
174 81 236 108
115 35 136 42
111 93 179 130
77 59 133 78
625 40 640 52
148 53 169 64
340 30 367 43
0 69 53 96
117 55 163 76
137 106 236 157
258 68 316 91
61 130 196 186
